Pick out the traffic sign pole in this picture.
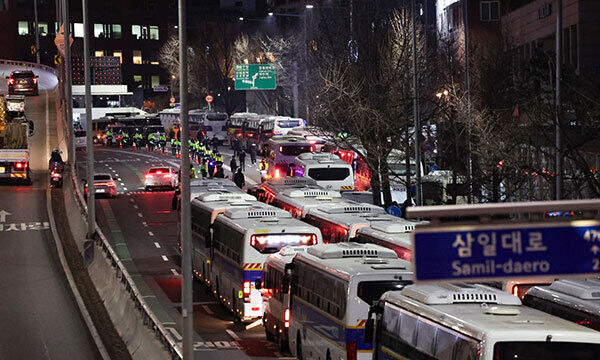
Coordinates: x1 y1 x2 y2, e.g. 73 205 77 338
205 94 213 111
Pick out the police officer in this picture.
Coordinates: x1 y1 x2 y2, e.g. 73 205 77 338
170 137 177 156
105 128 113 147
159 132 167 152
134 130 143 148
147 132 156 151
121 130 130 147
200 159 208 178
190 164 197 179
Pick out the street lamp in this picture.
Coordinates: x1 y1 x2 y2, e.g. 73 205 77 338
239 16 244 21
305 4 314 9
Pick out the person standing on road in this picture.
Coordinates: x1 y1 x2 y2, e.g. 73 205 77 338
238 150 246 168
190 164 197 179
233 168 245 189
200 160 208 178
230 155 238 175
249 143 257 165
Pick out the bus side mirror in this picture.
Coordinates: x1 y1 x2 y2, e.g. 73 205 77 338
255 279 262 290
364 318 375 344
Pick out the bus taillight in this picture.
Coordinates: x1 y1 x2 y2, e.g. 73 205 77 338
243 281 251 302
346 341 357 360
284 308 290 328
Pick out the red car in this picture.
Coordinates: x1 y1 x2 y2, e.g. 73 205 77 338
7 70 39 96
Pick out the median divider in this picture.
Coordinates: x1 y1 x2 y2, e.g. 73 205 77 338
62 166 183 359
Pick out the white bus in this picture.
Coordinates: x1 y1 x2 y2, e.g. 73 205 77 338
287 126 328 152
273 116 305 136
173 178 243 210
354 219 423 261
293 152 355 191
271 186 349 219
252 176 318 204
203 112 229 143
523 278 600 331
258 245 309 352
288 243 413 360
210 204 322 321
190 192 257 287
365 283 600 360
303 203 388 243
263 136 315 178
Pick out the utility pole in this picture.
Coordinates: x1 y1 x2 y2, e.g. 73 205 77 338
205 45 211 111
464 0 473 204
555 0 563 200
82 0 94 238
33 0 40 63
178 0 193 358
62 0 74 167
412 0 422 206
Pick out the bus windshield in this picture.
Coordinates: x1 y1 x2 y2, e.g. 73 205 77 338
250 233 317 254
308 167 350 181
280 145 312 156
357 280 412 306
493 342 600 360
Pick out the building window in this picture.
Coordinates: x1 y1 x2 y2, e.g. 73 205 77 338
113 51 122 63
132 25 141 39
95 50 105 57
149 25 159 40
112 24 122 39
74 23 84 38
480 1 500 21
133 50 142 64
151 76 160 88
18 21 28 35
133 75 143 89
141 26 149 39
94 23 104 37
37 22 48 36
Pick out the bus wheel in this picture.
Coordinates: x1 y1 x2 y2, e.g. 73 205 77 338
264 322 274 341
326 349 331 360
278 330 289 354
296 332 303 360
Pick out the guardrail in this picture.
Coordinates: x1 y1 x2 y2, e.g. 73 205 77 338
0 59 58 77
69 167 183 359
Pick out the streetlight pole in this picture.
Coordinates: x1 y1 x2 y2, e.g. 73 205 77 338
464 0 473 204
82 0 94 238
62 0 75 168
555 0 563 200
33 0 40 63
411 0 422 206
178 0 193 358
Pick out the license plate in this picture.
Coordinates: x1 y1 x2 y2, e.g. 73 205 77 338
0 167 4 173
96 189 105 193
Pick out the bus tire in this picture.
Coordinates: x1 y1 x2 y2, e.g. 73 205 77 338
296 332 303 360
278 330 289 353
264 321 274 341
326 349 331 360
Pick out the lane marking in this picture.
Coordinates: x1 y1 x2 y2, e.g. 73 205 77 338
120 183 125 186
123 187 128 191
245 319 262 330
148 231 154 236
225 329 241 341
137 212 143 218
170 268 179 276
133 204 139 209
154 242 161 248
167 327 183 341
129 198 134 203
142 221 148 227
161 255 169 261
202 305 214 315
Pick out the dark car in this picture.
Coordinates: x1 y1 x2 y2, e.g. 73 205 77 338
7 70 38 96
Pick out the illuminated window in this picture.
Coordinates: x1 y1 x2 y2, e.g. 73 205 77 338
112 24 122 39
94 23 104 37
95 50 105 57
480 1 500 21
37 22 48 36
18 21 28 35
150 61 159 65
151 76 160 88
113 51 122 63
133 50 142 64
74 23 84 38
133 75 143 89
132 25 141 39
149 25 159 40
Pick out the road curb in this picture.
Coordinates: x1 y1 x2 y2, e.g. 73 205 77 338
45 187 111 360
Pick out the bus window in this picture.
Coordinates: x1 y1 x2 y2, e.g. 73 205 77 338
250 234 317 254
357 280 411 306
493 342 600 360
307 168 350 181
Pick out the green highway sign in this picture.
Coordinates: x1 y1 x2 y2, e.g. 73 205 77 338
234 64 276 90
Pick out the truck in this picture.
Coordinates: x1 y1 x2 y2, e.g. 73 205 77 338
0 95 31 183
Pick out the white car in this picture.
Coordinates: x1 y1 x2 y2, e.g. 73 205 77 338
85 173 118 198
74 130 86 150
144 167 178 191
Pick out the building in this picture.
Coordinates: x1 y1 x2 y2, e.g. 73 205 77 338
502 0 600 78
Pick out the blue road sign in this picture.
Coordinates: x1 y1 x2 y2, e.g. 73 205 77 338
412 221 600 282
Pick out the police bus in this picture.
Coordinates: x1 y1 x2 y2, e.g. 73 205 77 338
173 178 243 210
210 203 322 321
354 219 423 261
523 279 600 331
365 283 600 360
203 112 229 144
251 176 318 204
190 191 257 286
288 243 413 360
258 245 309 352
271 186 349 219
263 136 315 178
273 116 305 136
303 203 388 243
292 152 355 191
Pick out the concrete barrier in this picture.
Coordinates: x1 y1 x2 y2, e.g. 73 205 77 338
63 169 181 359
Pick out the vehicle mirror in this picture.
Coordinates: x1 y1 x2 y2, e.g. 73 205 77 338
364 318 375 343
254 279 262 290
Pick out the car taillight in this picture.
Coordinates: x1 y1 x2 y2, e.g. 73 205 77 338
279 146 283 152
52 171 61 178
274 169 280 178
8 78 14 85
14 162 26 169
284 308 290 328
346 341 357 360
243 281 251 303
32 78 37 84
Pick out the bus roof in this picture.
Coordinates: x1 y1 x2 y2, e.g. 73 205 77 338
191 191 257 213
295 243 412 279
267 135 312 145
382 283 600 343
306 203 392 229
526 279 600 315
356 218 426 249
294 152 351 166
265 245 310 271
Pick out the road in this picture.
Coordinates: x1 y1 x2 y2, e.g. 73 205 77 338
0 64 100 359
77 146 289 360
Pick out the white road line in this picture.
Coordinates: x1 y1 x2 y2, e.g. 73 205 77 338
225 329 241 341
202 305 214 315
167 327 183 341
142 222 148 227
170 268 179 276
133 204 139 209
129 198 134 203
123 187 128 191
148 231 154 236
161 255 169 261
120 182 125 186
245 319 262 330
154 242 161 248
137 212 143 218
